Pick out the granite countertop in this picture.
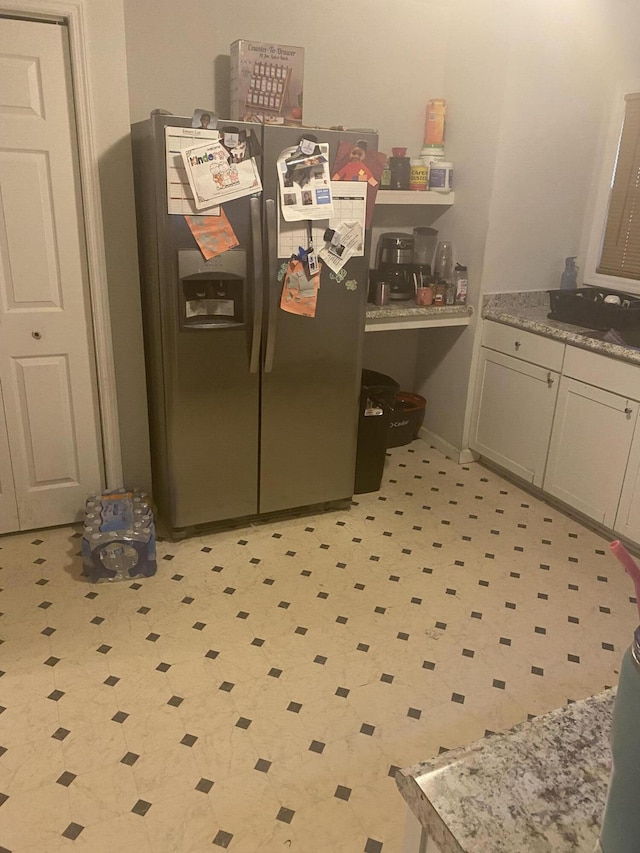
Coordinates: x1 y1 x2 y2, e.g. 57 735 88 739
365 302 473 321
483 290 640 366
396 689 614 853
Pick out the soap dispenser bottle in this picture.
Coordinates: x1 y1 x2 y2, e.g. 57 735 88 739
560 256 577 290
598 540 640 853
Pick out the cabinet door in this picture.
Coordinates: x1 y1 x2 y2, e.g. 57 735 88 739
544 378 636 526
615 413 640 542
470 348 559 487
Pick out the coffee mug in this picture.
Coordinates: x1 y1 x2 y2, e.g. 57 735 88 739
375 282 390 306
416 286 433 306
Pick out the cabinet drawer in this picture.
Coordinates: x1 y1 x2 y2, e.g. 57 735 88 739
482 321 565 371
563 346 640 401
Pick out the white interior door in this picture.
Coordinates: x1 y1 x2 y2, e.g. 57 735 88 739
0 16 103 531
0 380 18 533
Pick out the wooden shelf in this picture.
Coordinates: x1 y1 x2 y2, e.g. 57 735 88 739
365 305 472 333
375 190 454 206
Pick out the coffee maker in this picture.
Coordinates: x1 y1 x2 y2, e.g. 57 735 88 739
374 233 415 301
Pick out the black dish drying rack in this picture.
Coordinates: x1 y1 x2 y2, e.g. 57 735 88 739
548 288 640 331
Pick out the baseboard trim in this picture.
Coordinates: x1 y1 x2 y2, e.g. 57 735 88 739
418 427 478 465
477 455 640 556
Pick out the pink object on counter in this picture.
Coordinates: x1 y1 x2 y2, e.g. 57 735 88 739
391 147 407 157
610 540 640 618
415 286 433 306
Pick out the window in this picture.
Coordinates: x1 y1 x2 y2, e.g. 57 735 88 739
585 85 640 295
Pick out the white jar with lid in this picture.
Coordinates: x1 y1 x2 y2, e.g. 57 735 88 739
428 161 453 193
420 144 445 171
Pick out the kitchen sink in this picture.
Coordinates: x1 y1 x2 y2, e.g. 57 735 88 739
549 288 640 329
582 328 640 349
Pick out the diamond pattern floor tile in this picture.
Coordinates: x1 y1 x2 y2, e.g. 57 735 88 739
0 443 635 851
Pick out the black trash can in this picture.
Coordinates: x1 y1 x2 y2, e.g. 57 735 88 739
354 370 400 494
387 391 427 448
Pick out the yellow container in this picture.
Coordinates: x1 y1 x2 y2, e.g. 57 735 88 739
409 160 428 191
424 99 447 145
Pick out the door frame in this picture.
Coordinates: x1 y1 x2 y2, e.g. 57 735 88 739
0 0 122 488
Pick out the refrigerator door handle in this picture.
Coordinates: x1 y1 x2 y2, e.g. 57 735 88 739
264 198 278 374
249 196 263 375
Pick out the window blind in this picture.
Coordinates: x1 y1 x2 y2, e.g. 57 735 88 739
598 93 640 280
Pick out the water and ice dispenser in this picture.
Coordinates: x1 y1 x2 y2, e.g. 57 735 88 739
178 249 247 330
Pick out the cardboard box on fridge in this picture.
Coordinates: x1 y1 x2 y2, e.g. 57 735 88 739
230 40 304 126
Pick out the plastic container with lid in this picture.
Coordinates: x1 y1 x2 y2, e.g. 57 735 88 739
389 156 411 190
454 264 468 304
423 99 447 145
420 143 445 165
429 161 453 193
380 157 391 189
409 160 428 191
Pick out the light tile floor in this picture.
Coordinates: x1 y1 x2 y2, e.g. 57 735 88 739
0 443 636 852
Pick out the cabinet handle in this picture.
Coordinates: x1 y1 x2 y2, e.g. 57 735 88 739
547 371 554 387
514 341 521 350
625 407 633 416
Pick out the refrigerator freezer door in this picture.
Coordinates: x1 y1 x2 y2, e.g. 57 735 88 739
168 286 260 529
259 126 376 514
131 115 263 531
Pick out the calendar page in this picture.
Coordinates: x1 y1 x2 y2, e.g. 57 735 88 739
277 182 367 258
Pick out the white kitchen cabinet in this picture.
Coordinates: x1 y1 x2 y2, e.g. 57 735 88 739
471 318 640 544
616 419 640 542
470 323 564 487
544 377 637 527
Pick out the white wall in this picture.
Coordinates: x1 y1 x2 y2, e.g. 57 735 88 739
417 0 640 454
123 0 450 158
413 0 510 451
119 0 640 462
82 0 151 489
479 0 619 295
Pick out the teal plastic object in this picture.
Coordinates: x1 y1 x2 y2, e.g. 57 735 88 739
599 541 640 851
599 634 640 852
560 256 577 290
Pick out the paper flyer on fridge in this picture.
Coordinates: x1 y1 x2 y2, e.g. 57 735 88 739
180 137 262 210
277 142 334 221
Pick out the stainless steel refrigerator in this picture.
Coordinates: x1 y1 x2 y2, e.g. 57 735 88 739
131 115 377 536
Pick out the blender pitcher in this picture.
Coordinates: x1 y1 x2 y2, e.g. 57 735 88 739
412 227 438 270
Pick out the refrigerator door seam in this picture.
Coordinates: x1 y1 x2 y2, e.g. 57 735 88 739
263 198 278 373
249 195 264 374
